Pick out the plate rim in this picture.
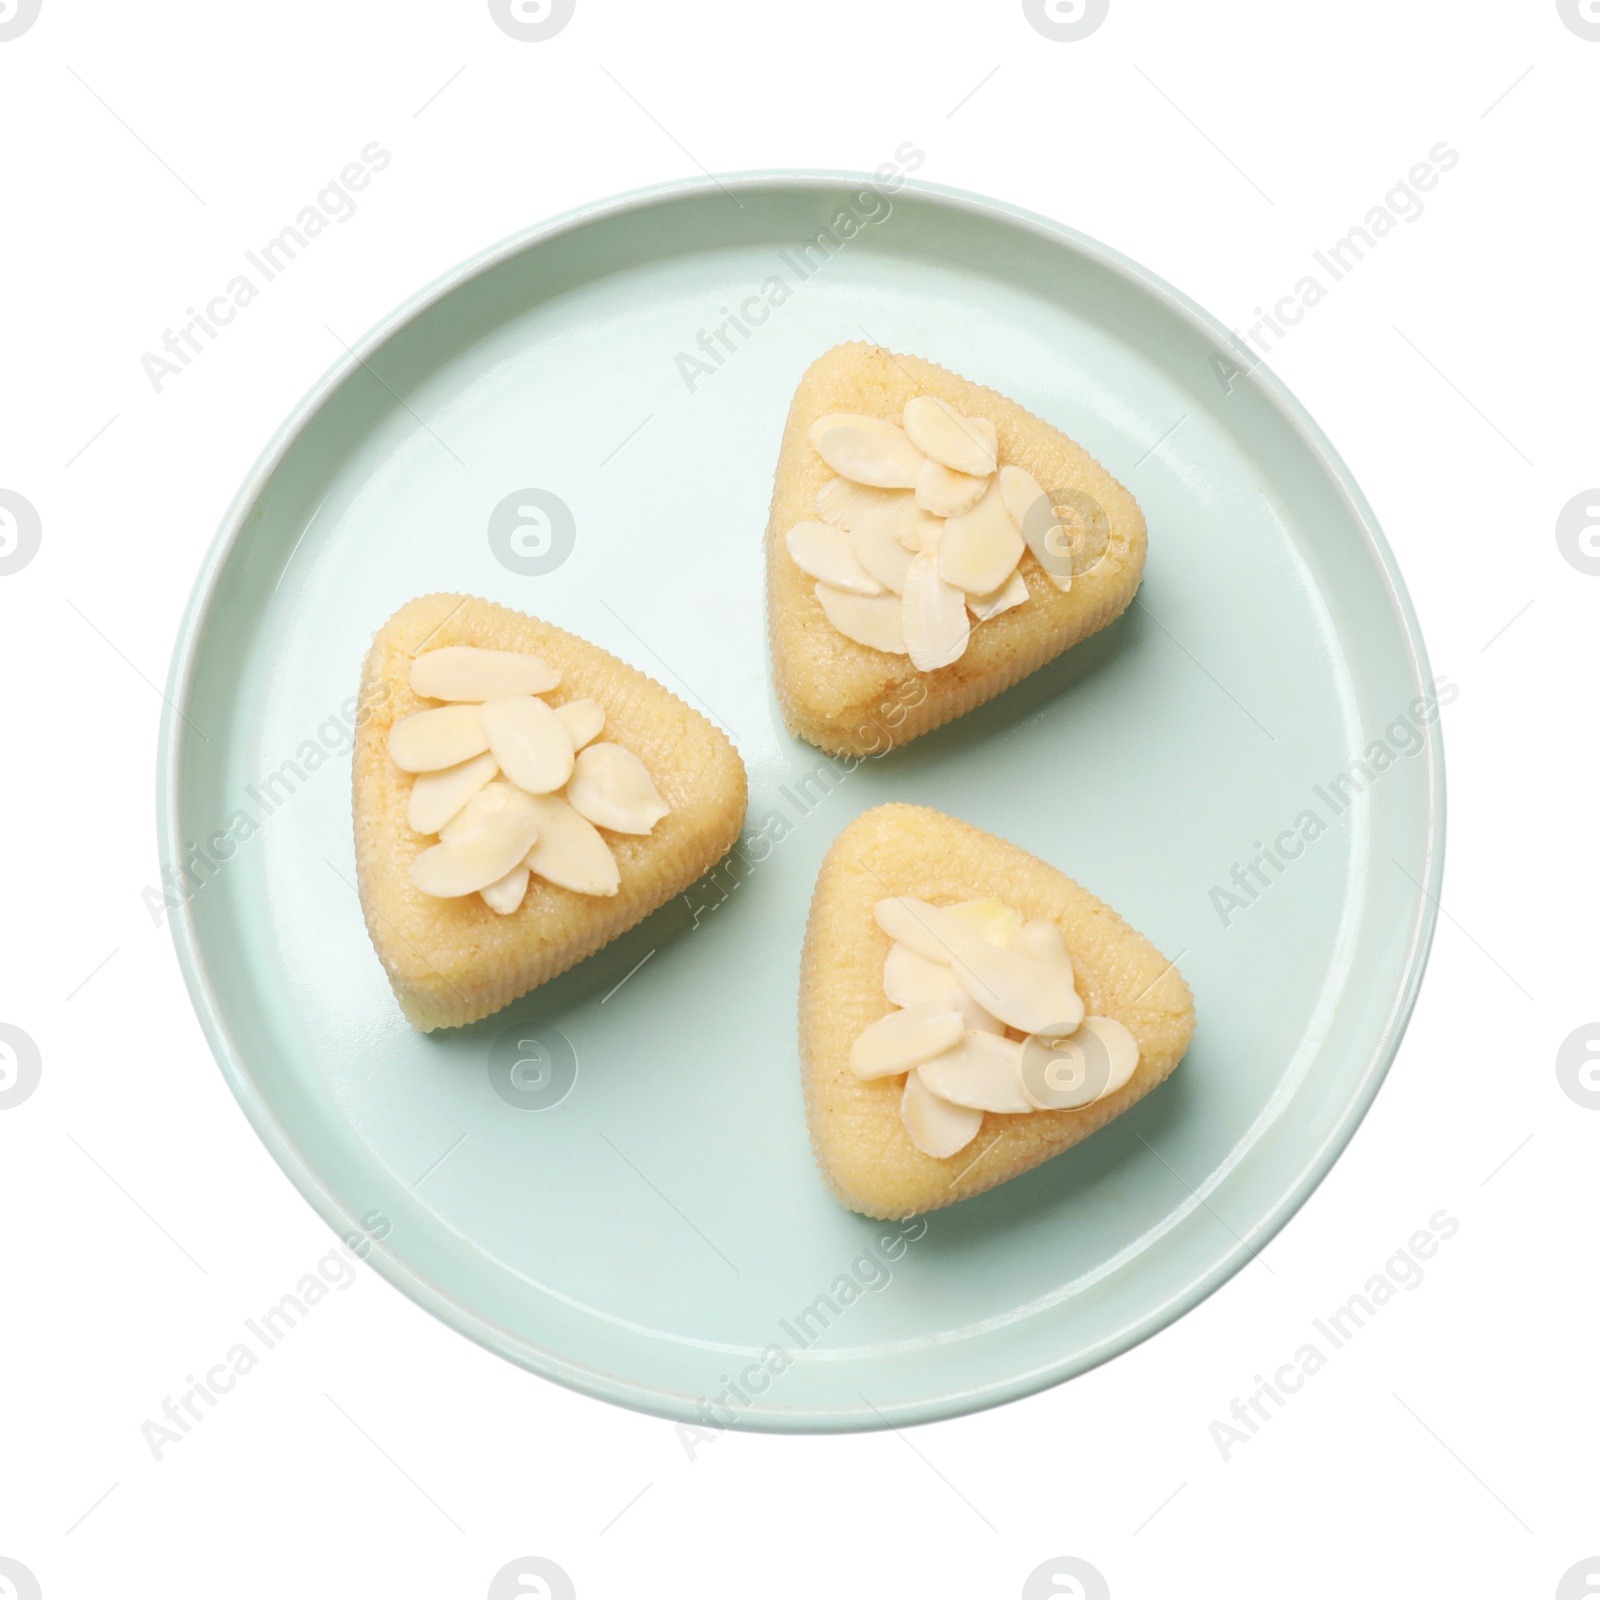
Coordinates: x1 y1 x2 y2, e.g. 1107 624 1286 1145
157 169 1446 1432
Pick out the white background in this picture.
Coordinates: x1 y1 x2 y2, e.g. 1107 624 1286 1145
2 1 1596 1596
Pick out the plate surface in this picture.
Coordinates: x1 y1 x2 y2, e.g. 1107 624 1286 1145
160 174 1443 1430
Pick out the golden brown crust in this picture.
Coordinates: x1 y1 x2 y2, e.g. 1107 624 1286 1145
766 343 1147 755
800 804 1194 1217
353 593 748 1030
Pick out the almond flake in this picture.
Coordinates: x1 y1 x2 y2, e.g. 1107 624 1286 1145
1017 918 1080 998
813 419 924 489
883 943 1004 1034
952 927 1083 1037
902 396 998 477
411 786 540 898
1018 1016 1137 1111
915 457 990 518
967 569 1029 622
847 516 915 595
900 1070 983 1158
407 750 499 835
901 552 969 671
786 521 883 596
388 703 490 773
812 480 917 592
554 698 605 751
999 465 1074 592
410 646 559 701
814 584 907 654
440 779 516 841
883 941 954 1008
850 1002 966 1079
480 695 575 795
873 896 969 964
951 988 1007 1035
566 743 669 834
939 479 1024 595
521 794 621 896
814 478 913 532
1083 1016 1140 1098
480 865 529 915
896 504 944 555
918 1032 1031 1114
947 898 1023 948
808 412 908 452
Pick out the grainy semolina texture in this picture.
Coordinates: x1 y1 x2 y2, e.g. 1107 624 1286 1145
354 593 747 1031
800 804 1194 1218
766 343 1147 755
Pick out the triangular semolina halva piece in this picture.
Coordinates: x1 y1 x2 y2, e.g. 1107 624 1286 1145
353 593 747 1031
800 804 1194 1217
766 342 1147 755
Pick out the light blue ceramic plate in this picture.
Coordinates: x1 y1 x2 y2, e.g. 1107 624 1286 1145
159 174 1444 1431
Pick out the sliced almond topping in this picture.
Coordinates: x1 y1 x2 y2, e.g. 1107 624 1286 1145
900 1070 983 1158
883 945 1004 1034
902 396 998 477
884 941 955 1008
785 521 883 596
1016 918 1079 999
808 412 909 451
968 570 1029 623
849 1002 966 1080
814 584 906 655
896 504 944 555
407 749 499 835
388 703 490 773
914 457 990 518
873 896 969 964
847 516 915 595
998 463 1044 528
566 742 669 834
939 479 1024 596
411 786 540 898
951 988 1007 1035
812 480 917 592
901 552 970 671
1084 1016 1140 1098
951 934 1084 1037
439 778 515 841
480 694 575 794
479 865 529 915
814 421 925 489
521 793 621 896
1000 465 1074 593
1018 1017 1137 1111
1018 1032 1097 1111
409 646 560 701
814 478 914 532
947 898 1023 948
554 697 605 751
918 1032 1032 1114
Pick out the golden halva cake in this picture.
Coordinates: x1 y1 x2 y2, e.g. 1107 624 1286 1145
800 803 1195 1217
766 342 1147 755
353 593 747 1030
